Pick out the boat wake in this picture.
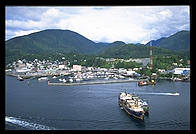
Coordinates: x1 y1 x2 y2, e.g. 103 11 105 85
138 92 180 96
5 116 55 130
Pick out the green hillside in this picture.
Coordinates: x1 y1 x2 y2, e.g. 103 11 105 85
6 29 101 55
98 43 185 59
6 29 190 64
146 30 190 51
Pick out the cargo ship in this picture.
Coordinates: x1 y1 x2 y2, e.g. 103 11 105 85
118 92 149 120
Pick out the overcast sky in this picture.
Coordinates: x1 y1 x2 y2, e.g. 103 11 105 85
6 6 190 44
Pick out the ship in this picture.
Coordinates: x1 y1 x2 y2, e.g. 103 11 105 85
118 92 149 120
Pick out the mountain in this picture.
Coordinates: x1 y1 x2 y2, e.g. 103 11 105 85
109 41 126 46
6 29 190 64
96 42 110 46
146 37 166 46
146 30 190 51
135 43 145 45
98 43 183 59
6 29 106 55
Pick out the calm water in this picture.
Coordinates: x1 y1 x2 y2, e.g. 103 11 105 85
5 75 190 130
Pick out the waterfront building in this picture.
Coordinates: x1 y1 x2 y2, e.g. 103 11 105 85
16 67 30 73
126 70 136 76
73 65 82 71
173 68 190 75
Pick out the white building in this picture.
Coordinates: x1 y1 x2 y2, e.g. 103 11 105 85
73 65 82 71
17 60 23 64
26 63 33 68
126 70 136 76
158 69 166 74
59 64 66 70
173 68 190 75
16 67 31 73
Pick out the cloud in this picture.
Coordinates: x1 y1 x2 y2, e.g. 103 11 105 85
14 30 41 37
5 6 190 43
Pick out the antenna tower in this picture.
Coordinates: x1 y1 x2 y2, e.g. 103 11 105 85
149 37 153 69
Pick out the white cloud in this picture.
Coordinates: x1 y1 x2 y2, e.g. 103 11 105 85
14 30 41 37
159 9 172 19
6 6 190 43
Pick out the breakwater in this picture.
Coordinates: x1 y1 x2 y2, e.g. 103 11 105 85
48 79 148 86
6 72 60 79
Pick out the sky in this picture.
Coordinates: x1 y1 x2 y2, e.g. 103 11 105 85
5 6 190 44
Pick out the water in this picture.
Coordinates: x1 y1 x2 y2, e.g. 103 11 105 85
5 76 190 130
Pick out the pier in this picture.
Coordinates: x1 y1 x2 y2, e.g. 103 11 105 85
48 79 148 86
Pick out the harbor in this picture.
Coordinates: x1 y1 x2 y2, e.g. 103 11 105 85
6 75 190 130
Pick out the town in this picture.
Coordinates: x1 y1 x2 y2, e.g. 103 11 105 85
5 56 190 85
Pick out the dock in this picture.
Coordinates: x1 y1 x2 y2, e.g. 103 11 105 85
48 79 148 86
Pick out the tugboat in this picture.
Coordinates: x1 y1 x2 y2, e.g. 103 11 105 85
138 79 156 86
138 80 149 86
119 92 149 120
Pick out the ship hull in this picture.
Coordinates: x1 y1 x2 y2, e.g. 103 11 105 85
119 98 144 120
122 104 144 120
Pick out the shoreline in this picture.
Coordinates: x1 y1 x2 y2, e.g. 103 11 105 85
6 72 190 86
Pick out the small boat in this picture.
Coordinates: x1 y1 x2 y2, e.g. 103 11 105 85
62 79 67 83
119 92 146 120
172 77 183 81
17 75 24 81
69 78 73 83
75 78 82 82
52 76 57 79
38 77 48 81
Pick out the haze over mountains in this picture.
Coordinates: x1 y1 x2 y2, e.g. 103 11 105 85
6 29 190 62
